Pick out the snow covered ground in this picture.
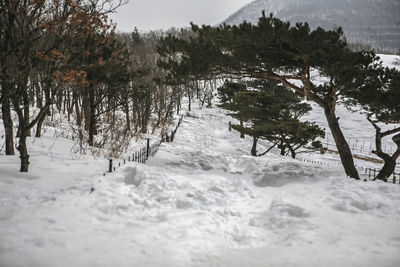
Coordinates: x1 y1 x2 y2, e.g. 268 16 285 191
1 100 400 267
1 54 399 267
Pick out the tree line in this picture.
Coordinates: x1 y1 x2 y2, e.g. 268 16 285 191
1 3 399 181
0 0 189 172
157 12 400 181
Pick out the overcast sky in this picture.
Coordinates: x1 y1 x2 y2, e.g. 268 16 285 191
109 0 254 32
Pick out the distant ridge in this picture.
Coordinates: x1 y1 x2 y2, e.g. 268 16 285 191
223 0 400 53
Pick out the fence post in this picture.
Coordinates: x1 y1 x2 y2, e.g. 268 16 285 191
373 169 376 178
393 172 396 184
146 138 150 159
109 159 113 173
166 134 170 143
229 121 232 131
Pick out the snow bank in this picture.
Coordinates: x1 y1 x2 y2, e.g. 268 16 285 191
1 96 400 266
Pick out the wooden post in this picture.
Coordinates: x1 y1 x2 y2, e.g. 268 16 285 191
171 131 175 142
393 172 396 184
229 121 232 131
108 159 113 173
166 134 169 143
124 159 126 164
146 138 150 159
128 156 131 161
373 169 376 178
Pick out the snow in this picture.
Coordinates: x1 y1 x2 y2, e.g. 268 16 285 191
2 98 400 266
1 55 400 267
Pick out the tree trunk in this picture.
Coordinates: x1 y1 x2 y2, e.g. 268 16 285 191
324 107 360 179
240 119 245 138
82 92 90 131
374 133 400 181
375 155 396 182
35 114 45 137
288 146 296 159
279 140 285 156
1 92 14 155
124 103 130 131
23 91 31 137
88 87 96 147
188 90 191 111
74 94 82 127
17 132 29 172
251 136 258 156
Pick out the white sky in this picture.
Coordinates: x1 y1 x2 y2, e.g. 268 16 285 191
109 0 254 32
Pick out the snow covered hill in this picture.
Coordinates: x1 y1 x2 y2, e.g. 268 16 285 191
223 0 400 53
1 99 400 266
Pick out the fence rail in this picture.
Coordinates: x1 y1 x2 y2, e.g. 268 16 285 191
105 116 183 174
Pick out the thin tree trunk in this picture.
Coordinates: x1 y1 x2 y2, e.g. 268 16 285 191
35 113 45 137
1 91 14 155
279 139 285 156
288 146 296 159
88 87 96 147
251 136 258 156
124 103 130 131
240 119 245 138
188 90 191 111
74 94 82 127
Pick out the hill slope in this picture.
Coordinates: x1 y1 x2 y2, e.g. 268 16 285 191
223 0 400 53
1 100 400 266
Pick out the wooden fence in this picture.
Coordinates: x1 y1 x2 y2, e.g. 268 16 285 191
105 116 183 174
362 167 400 184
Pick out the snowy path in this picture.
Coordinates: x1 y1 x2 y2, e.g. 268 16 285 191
1 106 400 267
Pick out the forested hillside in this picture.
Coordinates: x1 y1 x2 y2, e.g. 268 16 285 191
223 0 400 53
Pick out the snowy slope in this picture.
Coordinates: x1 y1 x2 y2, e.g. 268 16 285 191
223 0 400 53
1 99 400 266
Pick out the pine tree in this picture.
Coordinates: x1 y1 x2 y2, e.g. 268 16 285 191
159 13 384 179
345 64 400 181
218 80 325 157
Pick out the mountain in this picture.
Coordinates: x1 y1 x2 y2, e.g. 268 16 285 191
223 0 400 53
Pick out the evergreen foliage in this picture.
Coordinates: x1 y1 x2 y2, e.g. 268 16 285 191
158 12 389 180
344 63 400 181
218 80 325 158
